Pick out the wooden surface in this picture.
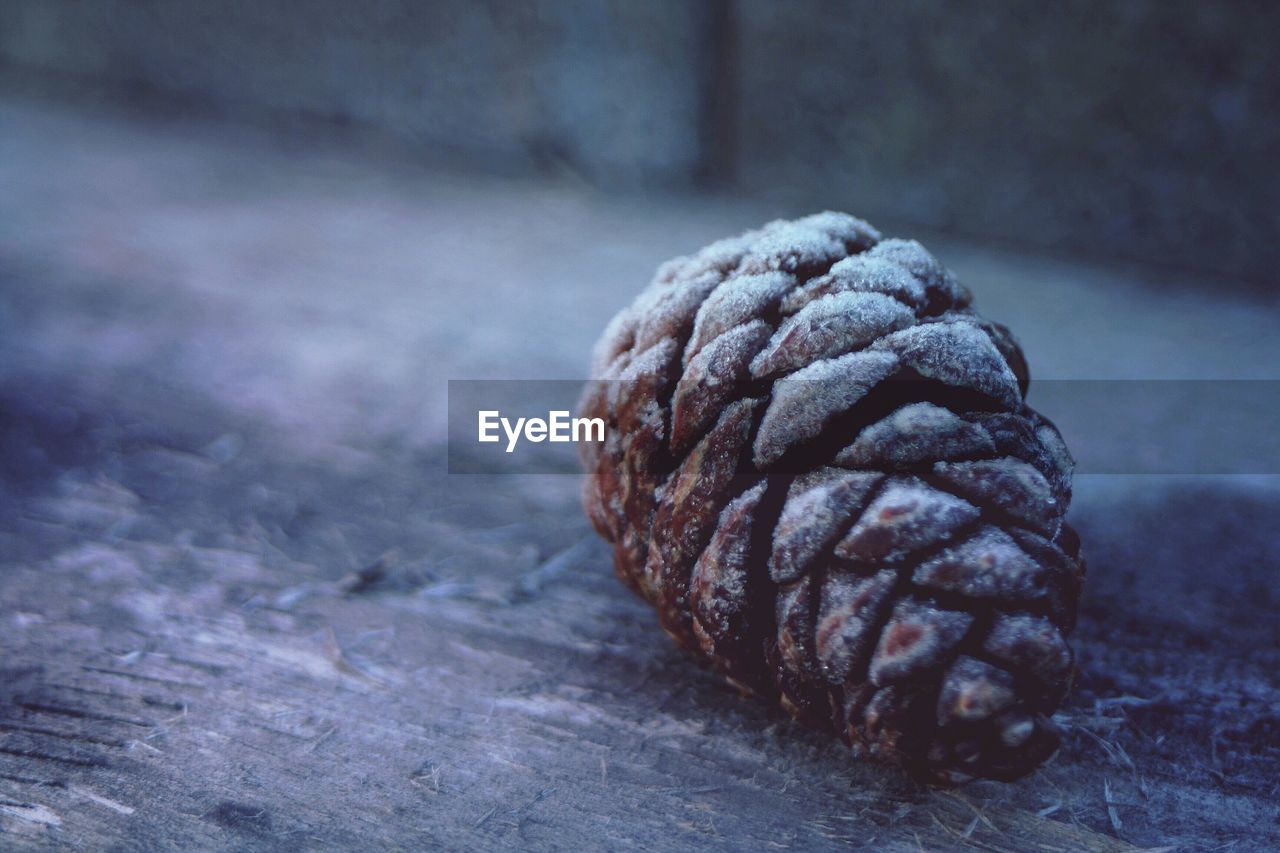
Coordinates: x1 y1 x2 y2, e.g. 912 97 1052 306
1 96 1278 850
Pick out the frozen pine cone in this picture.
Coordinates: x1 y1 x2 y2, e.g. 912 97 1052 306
579 213 1085 784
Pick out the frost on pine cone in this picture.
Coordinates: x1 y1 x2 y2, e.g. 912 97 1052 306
579 213 1084 784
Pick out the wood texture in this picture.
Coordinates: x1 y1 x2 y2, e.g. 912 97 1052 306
0 96 1277 850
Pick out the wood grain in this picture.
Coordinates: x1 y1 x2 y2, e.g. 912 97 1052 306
1 95 1277 850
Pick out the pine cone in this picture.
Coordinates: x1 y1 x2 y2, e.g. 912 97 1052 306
579 213 1084 784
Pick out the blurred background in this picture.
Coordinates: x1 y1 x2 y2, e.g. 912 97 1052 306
3 0 1278 285
1 3 1278 850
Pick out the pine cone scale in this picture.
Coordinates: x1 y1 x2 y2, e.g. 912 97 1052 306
582 213 1085 784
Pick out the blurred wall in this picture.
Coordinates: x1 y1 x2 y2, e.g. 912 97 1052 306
0 1 723 184
1 1 1276 284
735 1 1279 287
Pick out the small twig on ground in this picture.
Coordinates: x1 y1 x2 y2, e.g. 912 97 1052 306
409 761 443 793
512 538 594 601
1093 694 1157 711
1103 778 1123 833
307 726 337 753
1075 726 1136 771
338 548 402 595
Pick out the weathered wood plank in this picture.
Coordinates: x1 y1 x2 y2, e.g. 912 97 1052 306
1 96 1278 850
